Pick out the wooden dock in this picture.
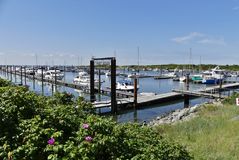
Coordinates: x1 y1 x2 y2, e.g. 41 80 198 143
93 83 239 109
172 83 239 99
93 92 182 109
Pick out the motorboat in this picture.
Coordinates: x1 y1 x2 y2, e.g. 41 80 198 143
25 68 35 75
45 69 64 80
116 80 139 92
201 66 225 84
179 76 187 82
73 71 101 87
191 74 203 83
161 68 179 78
35 68 47 77
127 72 146 78
105 71 111 76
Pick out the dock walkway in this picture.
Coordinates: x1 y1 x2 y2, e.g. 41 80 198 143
93 83 239 109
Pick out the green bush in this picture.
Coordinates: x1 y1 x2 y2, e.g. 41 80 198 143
0 84 192 159
222 92 239 105
53 91 74 105
0 78 11 87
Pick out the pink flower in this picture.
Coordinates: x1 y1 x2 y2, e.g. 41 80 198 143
82 123 89 129
85 136 93 142
47 137 55 145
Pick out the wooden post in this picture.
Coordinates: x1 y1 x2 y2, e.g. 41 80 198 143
90 60 95 102
10 66 12 82
98 69 101 94
41 67 44 96
184 74 190 108
33 66 35 89
219 78 222 99
54 67 57 92
134 78 138 107
14 66 17 83
24 66 27 85
111 58 117 113
20 66 23 85
6 65 9 79
63 66 66 82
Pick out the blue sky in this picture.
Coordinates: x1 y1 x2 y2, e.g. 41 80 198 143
0 0 239 65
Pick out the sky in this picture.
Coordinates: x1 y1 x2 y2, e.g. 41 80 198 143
0 0 239 65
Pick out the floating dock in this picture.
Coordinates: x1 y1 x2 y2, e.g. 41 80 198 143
93 83 239 109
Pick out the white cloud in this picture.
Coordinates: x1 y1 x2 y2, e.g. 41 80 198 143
0 52 5 55
171 32 205 44
197 38 226 45
233 6 239 10
172 32 226 45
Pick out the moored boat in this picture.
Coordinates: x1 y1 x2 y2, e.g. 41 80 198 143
116 80 139 92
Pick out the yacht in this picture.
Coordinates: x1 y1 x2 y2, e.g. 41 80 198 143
179 76 187 82
127 72 146 78
25 68 35 75
191 74 203 83
73 71 101 87
45 69 64 80
161 68 179 78
116 80 139 92
35 68 47 77
202 66 225 84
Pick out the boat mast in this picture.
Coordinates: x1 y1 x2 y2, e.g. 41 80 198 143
35 54 38 66
137 46 140 73
189 48 192 74
199 55 202 72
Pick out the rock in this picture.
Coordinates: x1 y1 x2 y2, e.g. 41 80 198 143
148 103 203 126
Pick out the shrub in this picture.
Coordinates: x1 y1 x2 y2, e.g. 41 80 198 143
53 91 74 105
222 92 239 105
0 78 11 87
0 84 192 159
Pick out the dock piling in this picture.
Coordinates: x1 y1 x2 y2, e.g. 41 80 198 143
41 67 44 96
33 66 35 89
14 66 17 83
20 66 23 85
24 66 26 85
134 78 138 107
111 58 117 113
10 66 12 82
184 74 190 108
90 60 95 102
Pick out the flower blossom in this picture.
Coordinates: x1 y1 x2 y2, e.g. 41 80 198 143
47 137 55 145
85 136 93 142
82 123 89 129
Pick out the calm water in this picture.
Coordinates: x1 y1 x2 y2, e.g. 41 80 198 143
1 70 233 123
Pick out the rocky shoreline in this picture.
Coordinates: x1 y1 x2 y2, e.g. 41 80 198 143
149 99 222 126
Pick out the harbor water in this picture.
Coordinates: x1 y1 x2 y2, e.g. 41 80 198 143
1 69 235 123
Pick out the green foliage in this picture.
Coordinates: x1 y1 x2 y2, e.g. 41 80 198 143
0 81 191 159
53 91 74 105
0 78 11 87
222 92 239 105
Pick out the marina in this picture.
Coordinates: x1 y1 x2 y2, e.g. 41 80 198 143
1 62 239 122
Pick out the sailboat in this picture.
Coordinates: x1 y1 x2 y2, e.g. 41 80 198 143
128 47 146 78
179 48 192 83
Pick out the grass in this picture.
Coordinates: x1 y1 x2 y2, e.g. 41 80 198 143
155 103 239 160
